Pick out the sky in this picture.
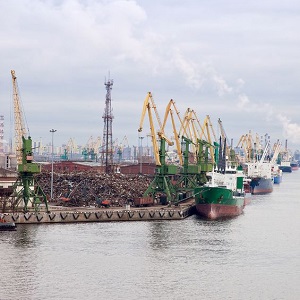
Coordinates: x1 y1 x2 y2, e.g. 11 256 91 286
0 0 300 153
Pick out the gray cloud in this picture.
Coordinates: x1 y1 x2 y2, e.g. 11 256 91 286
0 0 299 152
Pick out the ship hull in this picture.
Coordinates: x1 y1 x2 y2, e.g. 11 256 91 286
0 222 16 231
250 177 273 195
279 166 292 173
244 192 252 206
273 175 282 184
194 186 245 220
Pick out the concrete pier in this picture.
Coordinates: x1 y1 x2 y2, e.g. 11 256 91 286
0 201 195 224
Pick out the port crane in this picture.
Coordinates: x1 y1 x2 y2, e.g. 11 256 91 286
9 70 49 212
179 112 216 188
178 112 217 166
161 99 185 165
138 92 177 203
179 108 200 157
11 70 27 165
198 115 218 165
270 140 282 165
82 136 100 161
236 131 256 162
179 111 217 167
116 135 129 163
138 94 217 203
161 103 206 190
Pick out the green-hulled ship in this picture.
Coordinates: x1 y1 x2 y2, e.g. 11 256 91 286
194 165 246 220
194 138 248 220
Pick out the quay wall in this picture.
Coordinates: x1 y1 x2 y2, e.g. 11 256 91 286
1 206 194 224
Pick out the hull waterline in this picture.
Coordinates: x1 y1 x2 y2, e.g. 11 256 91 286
195 203 244 220
194 186 245 220
250 177 273 195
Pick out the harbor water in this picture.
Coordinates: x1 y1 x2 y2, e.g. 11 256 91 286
1 171 299 300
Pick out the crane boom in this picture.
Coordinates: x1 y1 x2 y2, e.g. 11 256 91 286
11 70 27 164
270 141 281 165
138 92 175 166
138 92 162 133
161 99 186 165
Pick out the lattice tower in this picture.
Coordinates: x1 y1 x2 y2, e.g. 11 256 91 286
100 79 114 173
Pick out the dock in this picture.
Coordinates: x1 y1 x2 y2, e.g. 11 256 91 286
0 200 195 224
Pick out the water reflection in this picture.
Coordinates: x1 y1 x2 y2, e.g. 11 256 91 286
10 225 38 248
0 225 39 299
147 221 173 250
1 172 299 300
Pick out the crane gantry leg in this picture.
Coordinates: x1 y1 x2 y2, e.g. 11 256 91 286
9 137 49 213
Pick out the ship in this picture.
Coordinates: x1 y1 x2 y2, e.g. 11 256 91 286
194 165 246 220
194 138 247 220
272 163 282 184
278 161 292 173
243 178 252 205
0 218 17 231
249 175 273 194
245 160 273 194
273 169 283 184
278 140 292 173
270 142 282 184
290 161 299 171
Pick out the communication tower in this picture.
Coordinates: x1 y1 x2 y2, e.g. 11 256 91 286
100 78 114 173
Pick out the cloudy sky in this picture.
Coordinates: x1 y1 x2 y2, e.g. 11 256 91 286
0 0 300 153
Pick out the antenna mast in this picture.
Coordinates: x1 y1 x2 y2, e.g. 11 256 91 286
101 77 114 173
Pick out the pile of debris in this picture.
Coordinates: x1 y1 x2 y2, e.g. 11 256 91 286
35 171 152 207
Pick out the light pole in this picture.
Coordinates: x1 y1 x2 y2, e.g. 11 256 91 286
139 136 144 174
50 129 57 201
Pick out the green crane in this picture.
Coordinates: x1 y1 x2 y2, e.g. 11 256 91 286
11 136 49 212
142 138 178 204
175 136 201 190
10 70 49 212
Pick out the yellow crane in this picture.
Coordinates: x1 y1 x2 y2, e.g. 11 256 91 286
86 136 101 153
138 92 173 166
116 135 129 162
138 92 178 202
161 99 186 165
11 70 28 164
270 140 282 165
236 131 258 162
179 108 199 145
177 108 203 161
178 111 217 164
198 115 217 165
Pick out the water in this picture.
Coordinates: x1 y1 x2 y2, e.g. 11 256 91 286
1 172 300 300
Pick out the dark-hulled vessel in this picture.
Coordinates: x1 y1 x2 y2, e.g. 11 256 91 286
0 218 17 231
279 161 292 173
290 161 299 171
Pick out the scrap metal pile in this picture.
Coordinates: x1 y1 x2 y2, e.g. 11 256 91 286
35 171 152 207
